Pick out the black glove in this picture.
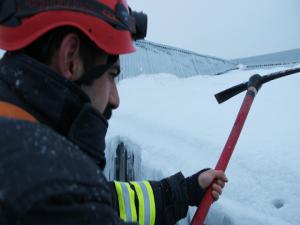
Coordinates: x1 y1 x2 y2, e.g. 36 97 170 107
185 168 210 207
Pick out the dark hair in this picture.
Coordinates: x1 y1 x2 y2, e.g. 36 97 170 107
23 26 106 73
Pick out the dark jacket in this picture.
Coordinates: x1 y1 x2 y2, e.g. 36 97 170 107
0 52 204 225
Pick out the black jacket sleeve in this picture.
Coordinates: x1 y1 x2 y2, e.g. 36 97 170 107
150 172 189 225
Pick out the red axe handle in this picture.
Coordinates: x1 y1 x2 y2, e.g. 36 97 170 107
190 91 256 225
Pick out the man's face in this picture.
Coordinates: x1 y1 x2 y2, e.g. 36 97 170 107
81 59 120 120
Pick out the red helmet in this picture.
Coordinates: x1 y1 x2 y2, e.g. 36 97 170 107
0 0 147 55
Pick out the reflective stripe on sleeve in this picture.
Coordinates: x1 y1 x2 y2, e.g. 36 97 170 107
126 183 138 222
114 181 127 221
130 181 156 225
114 181 137 222
144 181 156 225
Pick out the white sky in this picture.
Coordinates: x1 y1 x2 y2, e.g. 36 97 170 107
129 0 300 59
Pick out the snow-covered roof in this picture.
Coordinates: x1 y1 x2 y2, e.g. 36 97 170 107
231 48 300 69
120 40 238 79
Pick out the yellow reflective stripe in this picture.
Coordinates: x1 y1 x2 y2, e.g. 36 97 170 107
114 182 138 223
114 181 127 221
121 182 133 221
131 182 145 225
130 181 156 225
139 182 152 225
126 183 137 222
115 181 156 225
144 181 156 225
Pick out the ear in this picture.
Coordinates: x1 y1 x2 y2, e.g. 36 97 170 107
50 33 83 80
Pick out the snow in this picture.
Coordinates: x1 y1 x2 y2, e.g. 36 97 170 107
106 65 300 225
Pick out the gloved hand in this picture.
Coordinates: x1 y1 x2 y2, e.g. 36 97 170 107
185 169 228 206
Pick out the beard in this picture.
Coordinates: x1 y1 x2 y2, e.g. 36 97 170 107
103 104 112 120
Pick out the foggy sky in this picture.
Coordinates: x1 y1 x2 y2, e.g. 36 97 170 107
129 0 300 59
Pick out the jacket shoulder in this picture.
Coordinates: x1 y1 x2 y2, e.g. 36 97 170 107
0 117 111 215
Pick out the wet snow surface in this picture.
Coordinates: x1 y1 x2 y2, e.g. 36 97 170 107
106 65 300 225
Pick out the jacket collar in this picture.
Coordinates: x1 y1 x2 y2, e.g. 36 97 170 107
0 52 108 169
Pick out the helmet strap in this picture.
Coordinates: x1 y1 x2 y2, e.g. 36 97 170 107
75 55 119 86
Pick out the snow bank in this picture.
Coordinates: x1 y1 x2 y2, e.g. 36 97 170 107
106 65 300 225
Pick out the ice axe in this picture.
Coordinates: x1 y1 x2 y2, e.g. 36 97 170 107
191 67 300 225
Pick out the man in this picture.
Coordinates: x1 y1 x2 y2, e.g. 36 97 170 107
0 1 227 225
